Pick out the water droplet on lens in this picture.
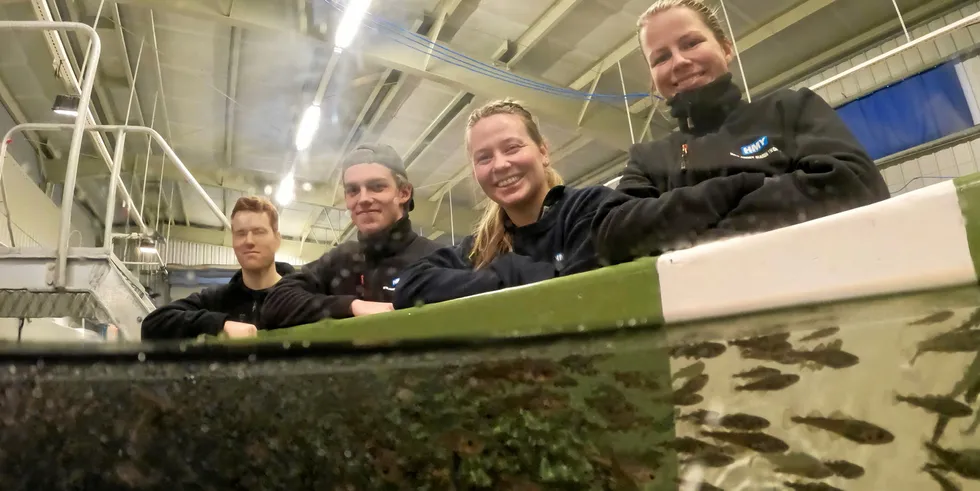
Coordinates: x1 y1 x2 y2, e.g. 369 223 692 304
178 344 187 352
247 354 257 363
7 365 15 375
200 424 209 433
577 324 586 332
35 359 44 370
282 341 291 349
301 340 311 348
343 450 352 459
137 352 146 362
236 369 245 380
209 363 218 371
628 318 637 327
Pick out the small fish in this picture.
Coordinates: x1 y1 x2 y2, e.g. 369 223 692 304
795 347 859 369
676 373 710 395
823 459 865 479
784 482 843 491
790 414 894 445
924 442 980 479
670 342 727 359
766 451 834 479
729 333 792 350
684 450 735 468
735 373 800 392
740 347 803 365
910 310 956 325
662 436 722 455
720 413 771 431
672 361 706 381
701 430 789 453
733 366 782 379
914 329 980 362
933 416 951 444
799 326 840 342
668 392 704 407
965 377 980 405
895 394 973 418
925 466 962 491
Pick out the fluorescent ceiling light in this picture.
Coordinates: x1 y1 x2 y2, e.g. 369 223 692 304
52 94 80 117
138 238 157 255
276 171 295 206
335 0 373 51
263 185 273 195
294 104 321 151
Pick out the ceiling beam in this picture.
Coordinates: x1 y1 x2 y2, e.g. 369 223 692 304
113 0 635 150
495 0 583 68
423 0 464 70
221 26 243 231
48 155 481 241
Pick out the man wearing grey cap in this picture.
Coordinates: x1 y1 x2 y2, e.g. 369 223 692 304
261 144 440 328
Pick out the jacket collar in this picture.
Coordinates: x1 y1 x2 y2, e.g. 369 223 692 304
503 185 566 233
228 262 295 293
358 216 418 259
666 73 744 135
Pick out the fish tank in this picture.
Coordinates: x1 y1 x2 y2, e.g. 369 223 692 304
2 173 980 490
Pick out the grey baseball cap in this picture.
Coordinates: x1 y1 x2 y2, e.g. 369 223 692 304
341 143 414 211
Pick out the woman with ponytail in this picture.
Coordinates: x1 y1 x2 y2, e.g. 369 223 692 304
392 99 613 308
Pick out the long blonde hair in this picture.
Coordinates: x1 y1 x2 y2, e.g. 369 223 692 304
465 99 563 270
636 0 731 58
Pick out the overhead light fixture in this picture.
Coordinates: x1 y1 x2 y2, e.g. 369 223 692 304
138 238 157 255
276 171 295 206
294 104 321 151
302 182 313 192
334 0 373 52
263 185 273 196
52 94 80 117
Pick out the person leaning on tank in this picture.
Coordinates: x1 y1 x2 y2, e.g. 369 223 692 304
591 0 891 265
141 196 295 340
260 144 441 329
392 99 614 309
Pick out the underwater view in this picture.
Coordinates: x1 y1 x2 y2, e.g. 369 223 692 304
0 284 977 490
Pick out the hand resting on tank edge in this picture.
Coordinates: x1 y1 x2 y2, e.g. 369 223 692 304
351 299 394 317
222 320 258 338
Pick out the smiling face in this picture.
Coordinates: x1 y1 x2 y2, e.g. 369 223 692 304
639 6 733 100
231 210 280 272
343 163 411 236
468 113 551 221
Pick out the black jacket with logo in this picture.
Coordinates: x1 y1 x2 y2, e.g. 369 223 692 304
592 74 890 264
261 217 440 329
141 262 296 340
393 185 613 309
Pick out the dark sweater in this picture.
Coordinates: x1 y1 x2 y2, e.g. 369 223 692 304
393 185 613 308
141 262 296 340
261 217 440 329
592 73 889 264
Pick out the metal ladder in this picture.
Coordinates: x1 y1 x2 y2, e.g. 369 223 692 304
0 21 231 341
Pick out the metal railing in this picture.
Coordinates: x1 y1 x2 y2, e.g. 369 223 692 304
0 124 231 285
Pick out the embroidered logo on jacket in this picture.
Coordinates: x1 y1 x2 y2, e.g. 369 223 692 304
732 136 779 160
740 136 768 156
383 277 399 292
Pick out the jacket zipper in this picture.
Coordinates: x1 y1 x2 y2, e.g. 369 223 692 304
251 301 257 324
680 143 689 171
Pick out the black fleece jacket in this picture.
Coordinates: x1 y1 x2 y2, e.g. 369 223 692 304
141 262 296 340
592 74 890 264
261 217 440 329
393 185 613 309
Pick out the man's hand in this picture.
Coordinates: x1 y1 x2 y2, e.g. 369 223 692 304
351 300 394 317
222 321 258 338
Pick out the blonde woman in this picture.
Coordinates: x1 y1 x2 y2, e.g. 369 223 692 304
393 100 613 308
592 0 889 264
